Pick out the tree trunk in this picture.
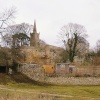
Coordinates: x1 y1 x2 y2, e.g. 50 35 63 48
68 33 78 62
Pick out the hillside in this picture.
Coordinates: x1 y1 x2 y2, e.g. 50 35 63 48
0 73 52 86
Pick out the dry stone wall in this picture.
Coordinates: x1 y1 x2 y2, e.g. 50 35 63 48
18 64 44 81
18 64 100 85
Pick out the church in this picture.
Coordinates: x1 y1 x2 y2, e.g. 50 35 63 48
30 20 40 47
20 20 63 65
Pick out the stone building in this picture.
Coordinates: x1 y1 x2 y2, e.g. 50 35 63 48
21 20 63 65
30 20 40 47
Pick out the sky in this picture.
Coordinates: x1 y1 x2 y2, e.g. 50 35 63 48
0 0 100 48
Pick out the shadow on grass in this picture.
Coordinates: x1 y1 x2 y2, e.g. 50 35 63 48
10 72 54 86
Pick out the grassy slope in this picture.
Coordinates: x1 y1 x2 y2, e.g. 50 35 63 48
0 73 100 100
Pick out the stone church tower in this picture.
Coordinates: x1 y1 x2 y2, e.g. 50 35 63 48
30 20 40 47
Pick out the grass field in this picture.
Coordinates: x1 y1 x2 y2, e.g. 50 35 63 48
0 73 100 100
0 84 100 100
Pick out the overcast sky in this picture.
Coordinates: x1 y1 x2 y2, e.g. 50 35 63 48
0 0 100 48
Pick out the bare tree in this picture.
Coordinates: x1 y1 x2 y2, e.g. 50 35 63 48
0 7 16 35
0 7 16 47
5 23 32 35
59 23 88 62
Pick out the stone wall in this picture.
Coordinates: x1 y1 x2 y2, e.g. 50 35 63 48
18 64 100 85
18 64 44 81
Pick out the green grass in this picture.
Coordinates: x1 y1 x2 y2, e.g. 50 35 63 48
0 73 100 100
0 82 99 100
0 84 100 100
6 84 100 97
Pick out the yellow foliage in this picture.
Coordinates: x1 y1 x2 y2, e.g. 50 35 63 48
43 65 54 74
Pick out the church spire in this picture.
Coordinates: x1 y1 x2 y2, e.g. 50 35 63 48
33 20 37 33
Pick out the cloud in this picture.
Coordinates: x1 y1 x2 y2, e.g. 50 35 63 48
0 0 100 47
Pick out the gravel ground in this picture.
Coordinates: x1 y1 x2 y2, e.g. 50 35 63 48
45 77 100 85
